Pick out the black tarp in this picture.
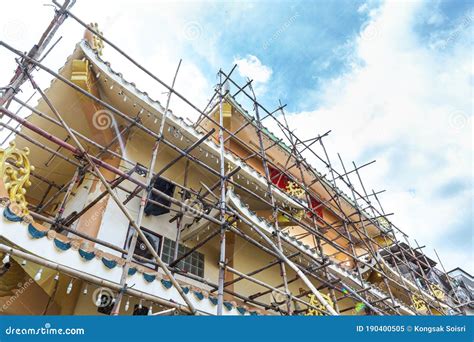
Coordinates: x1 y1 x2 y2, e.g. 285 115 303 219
144 177 175 216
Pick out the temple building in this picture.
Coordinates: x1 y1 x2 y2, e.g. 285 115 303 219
0 2 470 316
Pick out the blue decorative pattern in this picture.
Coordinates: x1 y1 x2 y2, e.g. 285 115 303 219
78 249 95 261
237 306 247 315
102 257 117 269
194 291 204 301
223 301 234 311
143 273 156 283
13 209 270 315
6 205 272 316
3 206 22 222
53 238 71 250
161 279 172 289
27 223 47 239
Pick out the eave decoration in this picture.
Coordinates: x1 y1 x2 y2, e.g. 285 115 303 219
411 294 428 313
0 141 34 216
305 293 334 316
88 22 104 56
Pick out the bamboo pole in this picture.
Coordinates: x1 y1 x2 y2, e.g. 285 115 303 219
225 204 338 315
216 75 227 315
0 106 222 226
247 82 293 314
112 60 182 315
225 265 326 314
278 106 341 314
0 0 73 107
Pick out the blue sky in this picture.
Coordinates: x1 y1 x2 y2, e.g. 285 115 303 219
0 0 472 273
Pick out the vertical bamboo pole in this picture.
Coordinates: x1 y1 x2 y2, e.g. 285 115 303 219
433 248 463 313
278 108 339 314
111 60 182 315
248 84 293 314
172 158 190 263
216 73 227 315
54 167 81 225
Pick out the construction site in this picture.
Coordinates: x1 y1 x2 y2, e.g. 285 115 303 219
0 0 471 316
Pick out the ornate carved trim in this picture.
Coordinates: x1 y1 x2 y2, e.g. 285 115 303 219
0 141 34 215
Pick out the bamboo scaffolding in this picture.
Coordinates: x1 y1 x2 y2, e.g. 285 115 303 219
0 4 458 317
0 0 74 107
216 75 228 315
4 93 429 313
112 59 182 315
248 82 293 314
0 101 197 313
0 243 195 314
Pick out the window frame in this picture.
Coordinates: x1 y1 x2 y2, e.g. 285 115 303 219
122 225 163 271
122 226 205 278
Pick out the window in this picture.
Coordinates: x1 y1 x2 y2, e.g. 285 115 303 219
144 177 176 216
269 165 289 190
123 227 205 277
309 197 324 219
123 226 162 271
161 237 205 278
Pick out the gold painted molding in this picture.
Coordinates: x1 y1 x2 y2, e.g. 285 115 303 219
411 294 428 313
0 141 34 215
87 22 104 56
306 292 334 316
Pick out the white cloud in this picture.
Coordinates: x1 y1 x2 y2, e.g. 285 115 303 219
234 54 273 84
278 0 473 272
